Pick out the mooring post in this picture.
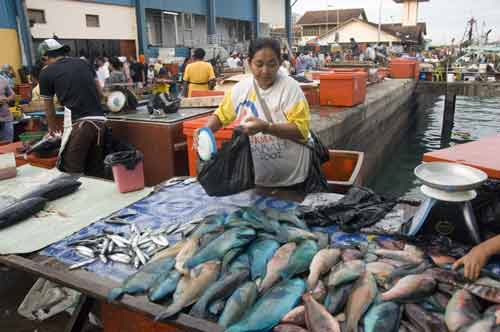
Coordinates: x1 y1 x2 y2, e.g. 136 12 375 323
441 91 457 148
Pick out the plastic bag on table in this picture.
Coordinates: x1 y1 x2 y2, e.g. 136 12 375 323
198 127 255 197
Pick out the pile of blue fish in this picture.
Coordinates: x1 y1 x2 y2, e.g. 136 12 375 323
106 207 500 332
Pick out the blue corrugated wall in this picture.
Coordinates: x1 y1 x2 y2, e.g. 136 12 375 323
0 0 18 29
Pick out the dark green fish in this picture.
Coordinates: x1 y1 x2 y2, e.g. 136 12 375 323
405 303 447 332
281 240 319 280
0 197 47 229
147 269 181 302
241 207 281 234
20 179 81 201
190 269 249 319
225 278 306 332
219 281 258 328
264 208 309 230
108 257 175 301
248 239 280 281
228 253 250 273
363 301 401 332
222 247 245 273
278 225 317 244
186 227 256 269
327 260 365 288
324 282 354 315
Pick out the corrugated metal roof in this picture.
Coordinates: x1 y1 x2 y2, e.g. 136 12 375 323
296 8 367 26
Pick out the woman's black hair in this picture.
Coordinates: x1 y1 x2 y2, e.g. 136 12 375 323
248 38 281 61
193 48 206 60
109 56 122 70
282 53 289 61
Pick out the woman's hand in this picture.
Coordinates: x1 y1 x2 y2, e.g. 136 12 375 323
453 244 491 281
242 116 269 136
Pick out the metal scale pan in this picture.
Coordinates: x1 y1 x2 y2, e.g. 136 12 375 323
414 162 488 192
409 162 488 243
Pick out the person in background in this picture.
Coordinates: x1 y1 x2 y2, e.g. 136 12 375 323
147 64 156 85
280 53 292 75
350 38 360 59
129 57 145 84
304 52 314 70
183 48 216 97
0 74 15 142
365 44 376 62
198 38 313 192
227 51 241 68
95 57 110 89
454 235 500 281
154 59 163 75
0 64 16 89
178 56 191 83
38 38 106 177
152 65 172 95
119 56 132 83
105 56 127 86
295 53 306 74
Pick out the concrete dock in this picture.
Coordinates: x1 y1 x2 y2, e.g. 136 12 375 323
312 78 417 184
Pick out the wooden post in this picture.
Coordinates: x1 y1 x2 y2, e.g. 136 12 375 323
441 91 456 148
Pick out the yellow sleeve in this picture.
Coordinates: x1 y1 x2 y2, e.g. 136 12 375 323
285 99 311 141
208 63 215 80
214 90 236 126
183 64 191 82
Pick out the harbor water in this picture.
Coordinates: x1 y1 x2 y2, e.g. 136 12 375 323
370 95 500 198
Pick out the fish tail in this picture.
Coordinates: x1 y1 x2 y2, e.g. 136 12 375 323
107 288 124 302
155 303 182 321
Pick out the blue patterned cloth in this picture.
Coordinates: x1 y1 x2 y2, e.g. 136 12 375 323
41 181 298 282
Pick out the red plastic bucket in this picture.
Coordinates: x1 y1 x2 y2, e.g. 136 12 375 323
105 150 145 193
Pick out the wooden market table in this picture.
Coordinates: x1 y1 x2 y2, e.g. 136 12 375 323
423 135 500 179
0 252 221 332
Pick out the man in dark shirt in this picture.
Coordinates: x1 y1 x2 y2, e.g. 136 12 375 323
39 39 107 177
129 57 145 84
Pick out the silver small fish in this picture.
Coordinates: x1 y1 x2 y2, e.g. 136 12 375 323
165 224 180 235
69 258 96 270
99 254 108 264
109 253 132 264
75 246 95 258
135 247 147 266
100 239 110 255
108 241 115 253
151 235 169 247
133 256 140 269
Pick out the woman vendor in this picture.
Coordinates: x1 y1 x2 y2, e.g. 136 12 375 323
199 38 315 192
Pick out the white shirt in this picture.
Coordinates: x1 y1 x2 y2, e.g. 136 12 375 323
227 57 240 69
96 66 110 88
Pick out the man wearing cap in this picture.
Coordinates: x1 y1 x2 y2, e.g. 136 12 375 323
38 38 107 177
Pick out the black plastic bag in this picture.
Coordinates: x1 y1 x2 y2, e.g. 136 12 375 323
104 150 144 170
198 127 255 197
302 132 330 194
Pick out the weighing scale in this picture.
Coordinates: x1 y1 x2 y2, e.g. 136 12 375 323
408 162 488 244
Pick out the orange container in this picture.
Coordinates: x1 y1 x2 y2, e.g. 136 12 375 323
26 154 58 169
16 84 32 101
319 72 367 107
321 149 364 193
389 59 417 79
183 115 235 176
301 85 320 106
190 90 225 97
